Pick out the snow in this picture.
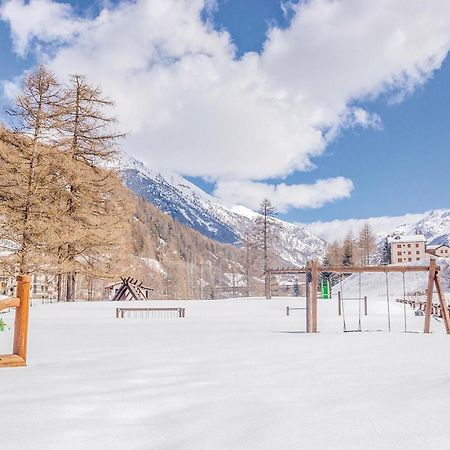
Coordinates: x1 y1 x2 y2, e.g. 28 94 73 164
140 257 166 275
1 283 450 449
387 234 426 244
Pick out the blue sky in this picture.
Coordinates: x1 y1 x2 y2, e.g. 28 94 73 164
0 0 449 224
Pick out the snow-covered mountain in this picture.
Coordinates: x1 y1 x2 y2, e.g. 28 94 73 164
117 154 325 266
388 209 450 245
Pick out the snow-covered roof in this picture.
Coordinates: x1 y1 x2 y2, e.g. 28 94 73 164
387 234 426 244
427 244 450 250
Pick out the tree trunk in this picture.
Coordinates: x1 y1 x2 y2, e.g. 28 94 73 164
66 272 76 302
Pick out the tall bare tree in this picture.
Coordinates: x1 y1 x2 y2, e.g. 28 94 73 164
358 223 376 265
0 67 66 274
57 74 126 301
242 230 256 297
342 231 355 266
254 199 278 297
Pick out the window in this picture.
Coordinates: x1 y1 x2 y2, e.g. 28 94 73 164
408 244 411 248
416 258 420 261
397 244 402 249
398 252 402 256
398 258 402 262
408 251 411 255
408 258 412 262
416 243 419 247
416 251 420 255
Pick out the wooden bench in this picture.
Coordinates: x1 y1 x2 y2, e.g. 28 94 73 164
116 307 186 319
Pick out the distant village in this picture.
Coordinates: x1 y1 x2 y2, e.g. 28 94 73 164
387 235 449 263
1 233 448 302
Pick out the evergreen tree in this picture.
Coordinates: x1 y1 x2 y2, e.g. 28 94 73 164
381 237 392 264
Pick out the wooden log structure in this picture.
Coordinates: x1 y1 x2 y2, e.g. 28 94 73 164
267 260 450 335
110 277 153 301
0 275 31 368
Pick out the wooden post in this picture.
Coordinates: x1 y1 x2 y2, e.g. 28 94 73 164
338 291 341 316
13 275 31 363
305 262 311 332
364 296 368 316
435 271 450 334
424 259 436 333
310 260 318 333
265 271 272 299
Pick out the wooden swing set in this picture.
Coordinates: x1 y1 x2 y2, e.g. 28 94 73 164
0 275 31 368
267 259 450 334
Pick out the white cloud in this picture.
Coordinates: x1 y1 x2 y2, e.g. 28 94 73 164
0 0 83 56
302 212 427 243
1 0 450 211
214 177 354 212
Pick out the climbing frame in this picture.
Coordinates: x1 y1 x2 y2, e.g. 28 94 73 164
0 275 31 367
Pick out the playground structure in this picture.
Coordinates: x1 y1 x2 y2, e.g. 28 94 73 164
267 259 450 334
107 277 153 301
0 275 31 367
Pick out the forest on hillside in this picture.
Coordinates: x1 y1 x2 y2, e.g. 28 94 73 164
0 66 275 300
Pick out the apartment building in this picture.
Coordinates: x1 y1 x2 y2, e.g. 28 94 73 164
387 234 427 264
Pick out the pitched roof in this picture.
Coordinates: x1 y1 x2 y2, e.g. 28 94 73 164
387 234 426 244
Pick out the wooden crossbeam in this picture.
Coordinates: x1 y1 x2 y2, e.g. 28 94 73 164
268 265 436 275
0 297 20 312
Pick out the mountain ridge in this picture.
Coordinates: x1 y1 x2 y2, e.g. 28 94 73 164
116 153 326 266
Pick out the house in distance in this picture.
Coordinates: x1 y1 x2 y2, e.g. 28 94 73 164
388 235 427 263
426 244 450 258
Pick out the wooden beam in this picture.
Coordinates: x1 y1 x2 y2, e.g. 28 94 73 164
268 264 436 275
0 297 20 312
435 271 450 334
269 268 307 274
424 259 436 334
317 265 433 273
0 354 26 368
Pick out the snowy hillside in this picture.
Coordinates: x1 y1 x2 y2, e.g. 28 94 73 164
390 209 450 245
116 153 325 266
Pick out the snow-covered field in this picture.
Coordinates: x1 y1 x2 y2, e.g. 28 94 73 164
1 282 450 450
